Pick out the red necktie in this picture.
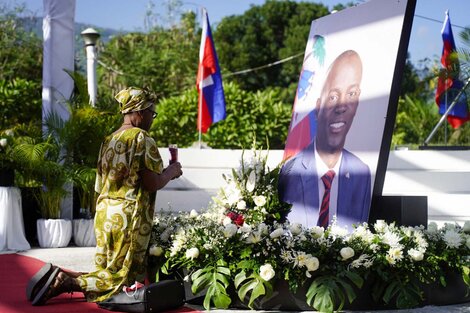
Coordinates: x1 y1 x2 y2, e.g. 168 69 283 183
317 170 335 228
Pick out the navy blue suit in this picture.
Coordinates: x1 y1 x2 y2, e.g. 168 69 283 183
278 142 371 228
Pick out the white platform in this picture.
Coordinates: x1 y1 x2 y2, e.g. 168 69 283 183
155 148 470 225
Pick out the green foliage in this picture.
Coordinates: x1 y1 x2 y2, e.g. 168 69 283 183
70 164 97 215
150 87 198 147
383 278 422 308
12 130 71 219
62 105 120 167
0 3 42 82
206 85 292 149
306 271 363 312
97 13 199 99
150 82 292 149
234 270 273 309
191 261 232 309
400 53 434 99
0 78 41 130
393 95 440 147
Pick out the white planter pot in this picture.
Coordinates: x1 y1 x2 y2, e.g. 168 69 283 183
73 218 96 247
36 219 72 248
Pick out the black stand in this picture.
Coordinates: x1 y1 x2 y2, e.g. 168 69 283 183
368 195 428 227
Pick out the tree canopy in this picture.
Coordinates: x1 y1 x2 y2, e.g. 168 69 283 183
215 1 330 91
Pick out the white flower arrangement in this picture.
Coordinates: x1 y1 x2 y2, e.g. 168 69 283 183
149 151 470 313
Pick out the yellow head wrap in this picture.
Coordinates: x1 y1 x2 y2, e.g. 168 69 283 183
115 87 157 114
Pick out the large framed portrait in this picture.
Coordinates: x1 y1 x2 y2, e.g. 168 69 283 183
279 0 416 229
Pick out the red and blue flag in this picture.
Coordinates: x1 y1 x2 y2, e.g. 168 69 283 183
435 10 469 129
197 9 226 133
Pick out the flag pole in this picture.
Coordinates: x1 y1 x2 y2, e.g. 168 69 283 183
444 71 448 145
423 76 470 145
197 7 205 150
198 69 203 149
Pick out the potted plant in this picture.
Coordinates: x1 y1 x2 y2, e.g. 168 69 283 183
13 129 73 248
71 165 97 246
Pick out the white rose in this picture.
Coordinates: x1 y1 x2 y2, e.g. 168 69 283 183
340 247 355 260
289 223 303 236
253 195 266 207
259 264 275 281
149 245 163 257
239 224 252 233
408 248 424 261
185 247 199 260
269 228 284 239
222 216 232 226
310 226 324 238
0 138 7 147
305 256 319 272
463 221 470 233
237 200 247 211
223 224 238 238
190 209 199 218
246 170 256 192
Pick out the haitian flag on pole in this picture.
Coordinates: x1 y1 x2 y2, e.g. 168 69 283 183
197 8 226 133
435 10 470 129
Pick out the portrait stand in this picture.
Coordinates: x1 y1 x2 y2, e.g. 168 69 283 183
365 0 428 227
278 0 425 229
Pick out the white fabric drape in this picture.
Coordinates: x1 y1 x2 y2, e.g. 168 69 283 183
42 0 76 219
0 187 31 252
42 0 75 122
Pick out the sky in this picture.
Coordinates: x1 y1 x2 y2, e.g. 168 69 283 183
14 0 470 67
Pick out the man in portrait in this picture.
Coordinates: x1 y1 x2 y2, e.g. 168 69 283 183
278 50 371 229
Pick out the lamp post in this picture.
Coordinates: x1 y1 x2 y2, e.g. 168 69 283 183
80 28 100 106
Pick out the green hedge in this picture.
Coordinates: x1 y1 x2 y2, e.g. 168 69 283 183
150 82 293 149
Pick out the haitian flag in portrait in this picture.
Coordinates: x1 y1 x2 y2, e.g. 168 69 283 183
196 8 226 133
283 35 325 161
435 10 470 129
